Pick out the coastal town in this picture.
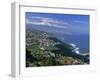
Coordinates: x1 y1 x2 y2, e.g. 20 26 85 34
26 28 89 67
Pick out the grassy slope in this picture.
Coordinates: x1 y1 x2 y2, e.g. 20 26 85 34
26 27 89 67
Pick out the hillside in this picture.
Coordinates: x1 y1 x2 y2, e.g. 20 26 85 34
26 27 89 67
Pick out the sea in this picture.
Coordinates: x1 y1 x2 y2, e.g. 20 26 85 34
55 34 89 53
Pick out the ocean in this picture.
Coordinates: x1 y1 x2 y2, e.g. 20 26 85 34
55 34 89 53
26 24 89 53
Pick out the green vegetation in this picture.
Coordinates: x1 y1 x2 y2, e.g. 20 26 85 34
26 28 89 67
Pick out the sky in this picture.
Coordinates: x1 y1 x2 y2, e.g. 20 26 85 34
26 12 89 36
26 12 90 53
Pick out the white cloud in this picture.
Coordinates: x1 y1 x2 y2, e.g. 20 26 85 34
74 20 87 24
26 17 69 29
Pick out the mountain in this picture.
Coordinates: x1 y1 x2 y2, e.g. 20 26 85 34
26 26 89 67
26 24 89 53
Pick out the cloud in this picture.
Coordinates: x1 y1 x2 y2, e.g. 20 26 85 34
74 20 87 24
26 17 69 29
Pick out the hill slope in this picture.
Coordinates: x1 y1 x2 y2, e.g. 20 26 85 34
26 27 89 67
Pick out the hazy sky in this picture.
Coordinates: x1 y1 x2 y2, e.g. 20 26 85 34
26 12 89 35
